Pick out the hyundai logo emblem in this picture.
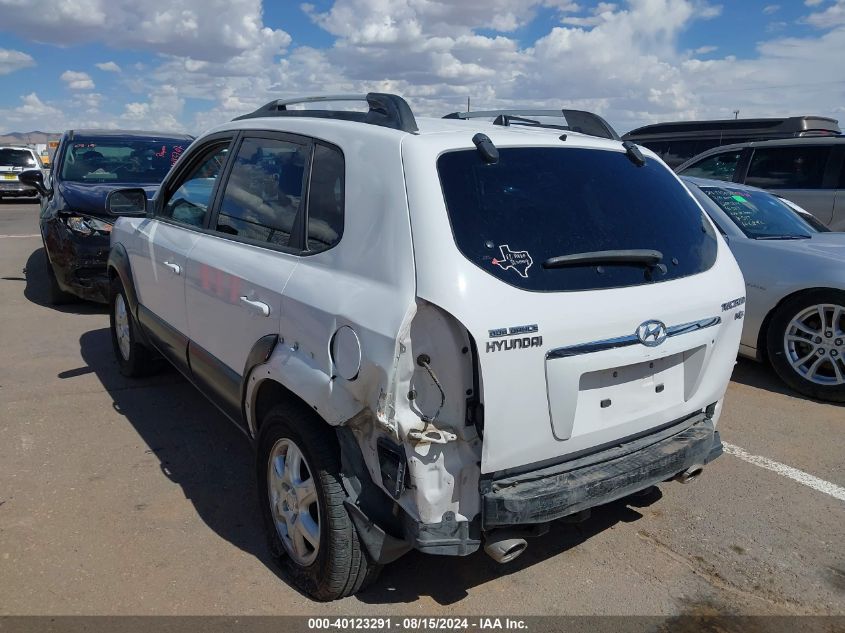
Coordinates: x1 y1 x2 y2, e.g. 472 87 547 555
637 320 668 347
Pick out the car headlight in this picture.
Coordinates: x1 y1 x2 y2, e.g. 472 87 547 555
65 216 113 236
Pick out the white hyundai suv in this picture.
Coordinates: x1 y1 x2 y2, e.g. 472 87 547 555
106 94 745 601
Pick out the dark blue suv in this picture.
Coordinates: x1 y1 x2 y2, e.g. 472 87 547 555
20 129 192 304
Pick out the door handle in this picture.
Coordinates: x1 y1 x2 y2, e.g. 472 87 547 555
239 296 270 317
162 261 181 275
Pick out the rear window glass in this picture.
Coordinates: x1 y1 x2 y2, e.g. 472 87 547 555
745 146 831 189
437 147 717 292
0 148 38 168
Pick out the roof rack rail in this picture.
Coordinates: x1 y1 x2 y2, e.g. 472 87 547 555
443 109 620 141
233 93 418 133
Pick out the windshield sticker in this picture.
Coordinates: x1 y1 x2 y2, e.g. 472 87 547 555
170 146 184 166
491 244 533 278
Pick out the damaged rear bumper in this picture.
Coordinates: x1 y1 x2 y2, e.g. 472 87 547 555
481 412 721 528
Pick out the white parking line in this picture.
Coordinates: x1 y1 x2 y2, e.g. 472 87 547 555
0 234 40 239
723 442 845 502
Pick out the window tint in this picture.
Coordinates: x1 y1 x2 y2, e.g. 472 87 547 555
160 143 229 227
438 148 717 292
0 148 38 168
679 150 741 181
641 141 669 160
216 137 306 248
663 140 702 168
745 145 831 189
306 144 344 252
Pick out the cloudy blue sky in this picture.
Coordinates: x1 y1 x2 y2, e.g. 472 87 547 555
0 0 843 135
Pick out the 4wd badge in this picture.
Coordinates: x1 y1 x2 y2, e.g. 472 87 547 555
492 245 533 278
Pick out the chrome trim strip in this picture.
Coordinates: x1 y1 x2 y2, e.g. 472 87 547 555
546 316 722 360
666 316 722 337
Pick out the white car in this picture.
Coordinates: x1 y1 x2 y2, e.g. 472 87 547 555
684 176 845 402
106 95 745 600
0 145 43 200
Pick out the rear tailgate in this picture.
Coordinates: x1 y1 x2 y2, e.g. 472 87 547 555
468 267 743 473
403 134 745 475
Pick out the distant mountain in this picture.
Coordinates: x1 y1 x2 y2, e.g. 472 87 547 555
0 131 60 145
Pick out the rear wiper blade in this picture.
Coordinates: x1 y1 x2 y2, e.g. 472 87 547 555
755 234 811 240
543 249 663 269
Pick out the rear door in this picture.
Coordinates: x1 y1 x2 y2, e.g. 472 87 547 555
128 137 233 370
183 132 306 424
743 144 835 226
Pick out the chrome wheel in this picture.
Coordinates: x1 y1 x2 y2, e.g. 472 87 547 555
114 293 131 361
267 438 320 566
783 303 845 386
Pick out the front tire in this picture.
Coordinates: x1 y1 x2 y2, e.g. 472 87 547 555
257 403 380 601
109 276 156 377
766 290 845 403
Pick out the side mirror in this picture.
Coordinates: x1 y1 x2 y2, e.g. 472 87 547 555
106 188 148 216
18 169 48 197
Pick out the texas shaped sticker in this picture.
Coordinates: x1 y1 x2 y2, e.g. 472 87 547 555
491 244 533 278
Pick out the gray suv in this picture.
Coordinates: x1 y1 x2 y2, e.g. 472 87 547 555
676 137 845 231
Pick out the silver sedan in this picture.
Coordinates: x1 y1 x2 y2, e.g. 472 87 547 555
683 176 845 402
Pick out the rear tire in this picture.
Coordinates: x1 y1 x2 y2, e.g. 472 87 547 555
257 402 380 601
109 276 156 377
44 249 75 305
766 289 845 403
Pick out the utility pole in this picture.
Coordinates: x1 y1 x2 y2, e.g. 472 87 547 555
467 96 471 113
733 110 740 119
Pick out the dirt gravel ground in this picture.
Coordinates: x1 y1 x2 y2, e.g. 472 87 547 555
0 200 843 616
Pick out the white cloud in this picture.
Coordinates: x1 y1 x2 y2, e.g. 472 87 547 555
95 61 121 72
762 4 780 14
120 84 185 131
0 93 64 132
803 0 845 27
60 70 95 90
0 48 35 75
0 0 291 63
1 0 844 138
804 0 823 6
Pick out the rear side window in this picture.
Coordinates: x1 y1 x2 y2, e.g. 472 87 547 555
679 150 741 181
745 146 831 189
216 137 307 248
437 147 717 292
306 143 344 252
0 148 37 168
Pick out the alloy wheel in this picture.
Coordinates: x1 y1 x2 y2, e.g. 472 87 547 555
114 294 131 361
267 438 321 566
783 303 845 386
